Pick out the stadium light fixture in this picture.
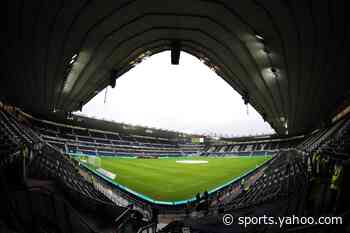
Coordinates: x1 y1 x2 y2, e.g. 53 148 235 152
69 54 78 65
199 56 209 63
63 50 92 94
63 53 81 93
255 34 264 41
138 53 146 59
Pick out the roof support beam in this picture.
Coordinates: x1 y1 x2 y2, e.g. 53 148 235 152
171 41 181 65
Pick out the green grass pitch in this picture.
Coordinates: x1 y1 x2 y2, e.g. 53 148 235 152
84 156 271 201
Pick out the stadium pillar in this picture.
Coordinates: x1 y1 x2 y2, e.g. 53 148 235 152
78 101 84 112
110 69 118 88
171 41 181 65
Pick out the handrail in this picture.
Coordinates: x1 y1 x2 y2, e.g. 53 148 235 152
6 111 37 143
137 222 157 233
114 208 131 224
1 111 33 145
0 114 21 145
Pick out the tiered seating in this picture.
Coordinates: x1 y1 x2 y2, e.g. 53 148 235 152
31 118 195 157
224 152 306 211
163 138 341 233
28 146 127 215
159 117 349 233
0 107 156 233
202 137 302 156
2 104 348 233
7 186 98 233
300 118 344 150
300 118 350 160
157 150 308 233
29 116 305 159
0 110 38 186
296 118 350 218
0 119 19 159
0 111 35 146
178 143 205 154
321 121 350 158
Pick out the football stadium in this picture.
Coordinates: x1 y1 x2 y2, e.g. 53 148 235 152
1 1 350 233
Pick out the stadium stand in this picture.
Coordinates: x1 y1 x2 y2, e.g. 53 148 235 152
0 107 157 233
29 117 187 157
2 1 350 232
26 114 292 159
201 136 302 156
1 103 349 233
159 117 350 233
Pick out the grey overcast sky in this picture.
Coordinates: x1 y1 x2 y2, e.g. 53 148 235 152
79 51 274 137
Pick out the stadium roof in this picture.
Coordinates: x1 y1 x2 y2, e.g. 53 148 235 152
2 0 350 135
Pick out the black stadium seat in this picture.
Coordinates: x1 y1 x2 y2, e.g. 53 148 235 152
0 108 153 233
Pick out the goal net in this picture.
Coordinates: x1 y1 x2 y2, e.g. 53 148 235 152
87 156 101 168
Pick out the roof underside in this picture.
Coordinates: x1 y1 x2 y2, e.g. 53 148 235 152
2 0 350 135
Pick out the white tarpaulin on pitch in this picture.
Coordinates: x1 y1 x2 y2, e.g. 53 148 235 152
176 160 208 164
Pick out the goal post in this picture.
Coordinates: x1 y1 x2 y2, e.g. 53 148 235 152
87 156 101 168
